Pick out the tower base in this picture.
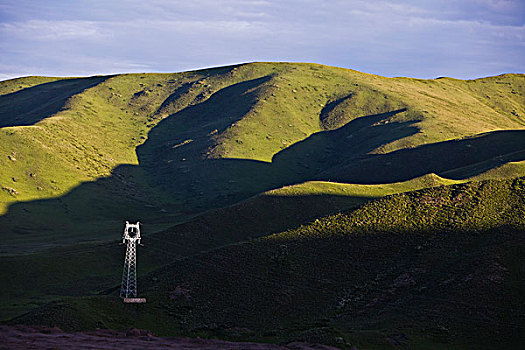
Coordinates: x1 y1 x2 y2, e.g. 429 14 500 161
123 297 147 303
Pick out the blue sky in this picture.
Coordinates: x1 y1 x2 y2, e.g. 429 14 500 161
0 0 523 80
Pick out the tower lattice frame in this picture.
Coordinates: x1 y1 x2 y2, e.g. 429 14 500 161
120 221 141 299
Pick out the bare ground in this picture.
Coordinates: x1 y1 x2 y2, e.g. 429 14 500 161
0 325 341 350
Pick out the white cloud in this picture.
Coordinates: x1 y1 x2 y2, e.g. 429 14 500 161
1 20 109 41
0 0 523 79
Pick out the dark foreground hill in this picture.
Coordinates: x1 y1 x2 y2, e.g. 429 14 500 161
12 177 525 349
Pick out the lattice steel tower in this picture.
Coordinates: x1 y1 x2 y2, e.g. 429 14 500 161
120 221 142 299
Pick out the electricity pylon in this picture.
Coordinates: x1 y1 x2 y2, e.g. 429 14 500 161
120 221 143 301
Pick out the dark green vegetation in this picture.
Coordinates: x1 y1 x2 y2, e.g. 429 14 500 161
0 63 524 349
11 178 525 349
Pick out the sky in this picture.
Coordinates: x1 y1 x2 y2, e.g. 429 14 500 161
0 0 524 80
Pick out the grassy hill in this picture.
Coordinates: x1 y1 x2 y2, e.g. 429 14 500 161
0 174 457 320
1 62 524 347
11 177 525 349
1 63 524 253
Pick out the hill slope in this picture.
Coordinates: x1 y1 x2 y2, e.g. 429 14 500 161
1 63 524 341
12 177 525 349
1 63 524 253
0 174 457 320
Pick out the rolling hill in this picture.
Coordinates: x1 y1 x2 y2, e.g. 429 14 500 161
1 63 524 253
1 62 524 349
11 177 525 349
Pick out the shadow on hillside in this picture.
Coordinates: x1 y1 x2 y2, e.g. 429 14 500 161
327 129 525 183
0 192 375 322
0 76 109 127
1 73 525 251
137 77 525 210
11 224 525 350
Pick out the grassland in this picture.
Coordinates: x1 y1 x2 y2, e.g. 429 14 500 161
0 174 458 320
0 62 524 348
1 63 523 252
11 177 525 349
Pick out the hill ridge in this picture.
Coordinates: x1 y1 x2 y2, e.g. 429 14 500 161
0 62 523 252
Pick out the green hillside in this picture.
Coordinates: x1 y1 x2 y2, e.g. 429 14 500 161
1 63 524 348
12 177 525 349
0 174 458 320
1 63 524 253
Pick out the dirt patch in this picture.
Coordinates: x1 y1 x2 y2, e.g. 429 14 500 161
0 325 341 350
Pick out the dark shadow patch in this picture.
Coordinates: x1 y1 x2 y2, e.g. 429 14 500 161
319 92 354 129
0 76 109 127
